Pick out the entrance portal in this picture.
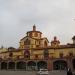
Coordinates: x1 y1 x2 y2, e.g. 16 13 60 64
53 60 67 70
8 62 15 70
37 61 47 70
16 61 26 70
1 62 7 70
27 61 36 70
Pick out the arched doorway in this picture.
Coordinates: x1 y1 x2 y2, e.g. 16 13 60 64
72 59 75 70
16 61 26 70
27 61 36 70
1 62 7 70
53 60 67 70
37 61 47 70
8 62 15 70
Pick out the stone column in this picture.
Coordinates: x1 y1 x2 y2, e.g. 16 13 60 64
26 62 27 71
36 62 38 71
47 59 53 71
67 57 73 70
7 61 9 70
15 62 17 71
0 62 1 70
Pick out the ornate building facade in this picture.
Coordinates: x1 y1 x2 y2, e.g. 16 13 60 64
19 25 49 49
0 25 75 71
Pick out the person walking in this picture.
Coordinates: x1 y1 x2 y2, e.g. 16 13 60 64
67 68 73 75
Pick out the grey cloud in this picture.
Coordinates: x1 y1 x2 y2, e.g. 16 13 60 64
0 0 75 48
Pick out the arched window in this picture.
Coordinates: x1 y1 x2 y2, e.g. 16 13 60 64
59 53 63 58
29 33 32 37
44 41 47 47
34 54 38 59
34 33 38 37
24 50 30 59
24 38 30 45
69 52 73 57
9 52 13 57
44 49 49 59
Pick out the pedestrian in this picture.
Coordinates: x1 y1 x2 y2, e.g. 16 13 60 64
67 68 73 75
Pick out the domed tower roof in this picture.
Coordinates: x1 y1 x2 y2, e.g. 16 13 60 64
51 36 60 46
26 25 42 39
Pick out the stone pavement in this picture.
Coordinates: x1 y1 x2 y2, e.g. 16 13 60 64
0 70 67 75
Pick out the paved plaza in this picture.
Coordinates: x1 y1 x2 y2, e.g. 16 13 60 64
0 70 67 75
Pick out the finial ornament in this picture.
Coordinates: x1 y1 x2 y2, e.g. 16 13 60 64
54 36 57 41
33 24 36 31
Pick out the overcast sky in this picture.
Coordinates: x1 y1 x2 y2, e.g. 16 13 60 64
0 0 75 48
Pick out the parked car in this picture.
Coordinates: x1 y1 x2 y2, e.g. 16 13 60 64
37 69 49 75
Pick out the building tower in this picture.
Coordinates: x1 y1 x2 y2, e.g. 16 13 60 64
72 36 75 44
19 25 49 49
51 36 60 47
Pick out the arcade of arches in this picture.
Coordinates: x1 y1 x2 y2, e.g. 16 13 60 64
0 58 75 71
0 26 75 71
